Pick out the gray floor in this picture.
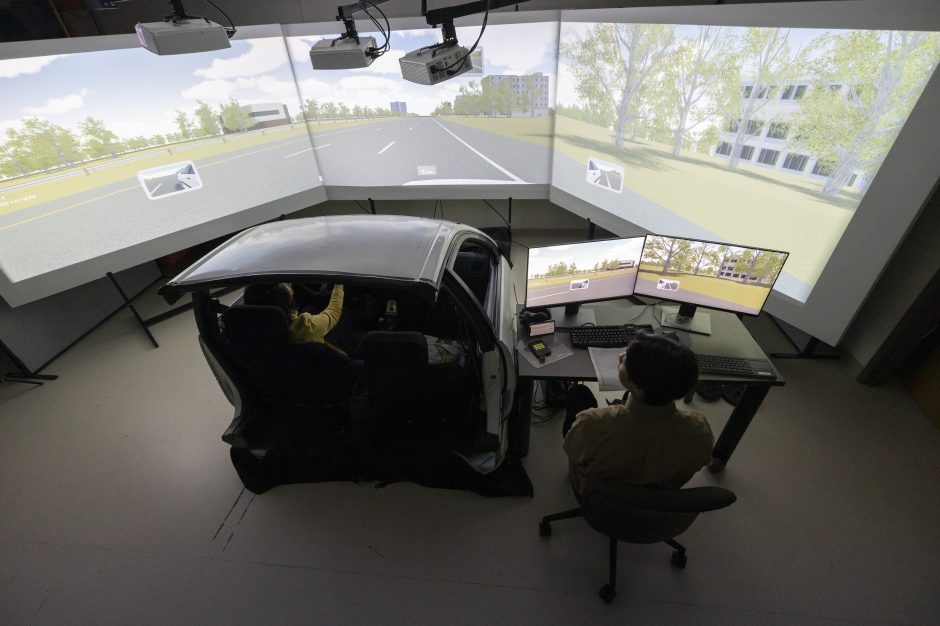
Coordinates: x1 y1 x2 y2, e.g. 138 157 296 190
2 242 939 624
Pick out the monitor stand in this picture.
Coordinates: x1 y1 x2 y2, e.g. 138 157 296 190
550 303 596 329
660 305 712 335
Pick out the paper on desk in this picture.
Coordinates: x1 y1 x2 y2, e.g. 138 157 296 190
589 347 627 391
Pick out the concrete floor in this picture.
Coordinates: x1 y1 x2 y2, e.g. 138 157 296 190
1 240 939 624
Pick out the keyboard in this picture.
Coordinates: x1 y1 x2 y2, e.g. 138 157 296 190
696 354 776 378
569 324 654 348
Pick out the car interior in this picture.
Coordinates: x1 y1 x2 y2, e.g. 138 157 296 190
194 244 502 489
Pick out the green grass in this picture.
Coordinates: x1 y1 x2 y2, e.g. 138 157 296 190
553 115 861 288
527 268 635 288
639 269 770 310
0 118 387 217
438 115 554 148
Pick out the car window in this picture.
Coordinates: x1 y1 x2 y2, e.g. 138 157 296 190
452 239 498 321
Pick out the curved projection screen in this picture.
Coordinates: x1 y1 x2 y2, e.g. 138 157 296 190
0 27 324 307
284 20 558 192
1 5 938 348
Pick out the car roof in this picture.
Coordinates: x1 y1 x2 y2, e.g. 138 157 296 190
161 214 490 299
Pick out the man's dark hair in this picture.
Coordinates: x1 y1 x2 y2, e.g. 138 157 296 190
624 333 698 405
242 283 294 313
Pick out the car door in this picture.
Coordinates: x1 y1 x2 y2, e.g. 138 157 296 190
445 234 516 459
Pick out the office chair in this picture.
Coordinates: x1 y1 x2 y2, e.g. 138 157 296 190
539 480 736 603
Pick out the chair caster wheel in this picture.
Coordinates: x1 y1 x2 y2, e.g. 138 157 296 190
599 584 617 603
539 521 552 537
671 551 687 568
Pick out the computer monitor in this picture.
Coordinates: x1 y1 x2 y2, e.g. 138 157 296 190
635 234 789 335
525 237 645 326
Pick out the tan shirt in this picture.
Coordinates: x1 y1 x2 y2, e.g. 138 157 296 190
563 395 714 497
287 285 345 354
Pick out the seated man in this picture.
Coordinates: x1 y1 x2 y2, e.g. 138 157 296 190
563 333 714 499
243 283 349 355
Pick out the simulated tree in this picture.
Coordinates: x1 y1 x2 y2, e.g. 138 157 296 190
718 28 805 170
642 236 691 273
219 98 253 133
792 30 940 195
194 100 221 136
79 117 120 158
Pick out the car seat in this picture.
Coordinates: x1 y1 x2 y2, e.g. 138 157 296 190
355 331 477 448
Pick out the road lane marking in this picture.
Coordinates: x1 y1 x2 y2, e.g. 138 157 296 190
152 182 163 193
0 184 138 232
373 127 384 132
431 119 523 182
409 127 414 131
527 289 572 301
314 144 332 150
0 140 312 232
378 141 395 155
285 147 313 158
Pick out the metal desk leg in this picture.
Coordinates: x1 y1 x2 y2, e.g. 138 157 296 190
709 383 770 472
509 378 535 458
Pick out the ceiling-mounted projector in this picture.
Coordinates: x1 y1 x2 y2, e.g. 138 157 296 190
399 43 472 85
135 18 230 55
310 36 380 70
136 0 235 56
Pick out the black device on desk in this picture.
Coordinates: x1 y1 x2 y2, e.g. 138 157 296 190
569 323 654 348
527 338 552 363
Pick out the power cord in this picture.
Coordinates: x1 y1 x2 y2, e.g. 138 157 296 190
443 0 490 75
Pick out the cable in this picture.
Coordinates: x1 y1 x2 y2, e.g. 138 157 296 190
353 200 372 214
358 0 390 58
482 199 511 229
443 0 490 75
203 0 236 38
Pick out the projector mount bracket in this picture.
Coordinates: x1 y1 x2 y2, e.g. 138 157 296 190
336 0 391 47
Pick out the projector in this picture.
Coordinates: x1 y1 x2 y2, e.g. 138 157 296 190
135 18 231 55
309 36 378 70
399 43 472 85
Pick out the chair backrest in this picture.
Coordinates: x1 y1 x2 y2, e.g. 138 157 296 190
219 304 359 405
582 481 736 544
355 331 476 440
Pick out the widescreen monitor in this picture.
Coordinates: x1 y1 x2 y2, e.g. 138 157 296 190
636 234 789 334
525 237 645 313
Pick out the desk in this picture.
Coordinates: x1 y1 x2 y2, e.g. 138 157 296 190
513 301 786 472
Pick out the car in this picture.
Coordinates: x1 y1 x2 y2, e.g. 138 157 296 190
160 214 527 494
570 278 590 290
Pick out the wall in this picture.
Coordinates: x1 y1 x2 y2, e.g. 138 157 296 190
291 198 597 238
840 182 940 373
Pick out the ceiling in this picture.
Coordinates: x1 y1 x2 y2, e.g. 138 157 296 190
1 1 833 42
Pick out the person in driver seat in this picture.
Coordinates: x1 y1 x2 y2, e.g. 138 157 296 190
243 282 347 356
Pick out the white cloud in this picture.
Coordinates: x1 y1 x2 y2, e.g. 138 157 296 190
181 79 239 101
193 38 288 79
0 55 63 79
351 49 406 75
555 63 578 106
253 75 300 98
457 22 557 75
25 89 87 116
286 37 316 63
338 75 402 92
296 78 338 101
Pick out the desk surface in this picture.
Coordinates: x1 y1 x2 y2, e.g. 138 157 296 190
517 301 785 386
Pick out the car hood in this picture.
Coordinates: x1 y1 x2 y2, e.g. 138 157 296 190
160 214 481 302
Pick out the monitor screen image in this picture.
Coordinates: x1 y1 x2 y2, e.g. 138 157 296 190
0 31 323 305
525 236 645 309
635 235 789 316
553 17 940 309
285 20 557 190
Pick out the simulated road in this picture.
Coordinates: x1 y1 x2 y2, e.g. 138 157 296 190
310 116 551 186
0 132 322 282
526 273 637 307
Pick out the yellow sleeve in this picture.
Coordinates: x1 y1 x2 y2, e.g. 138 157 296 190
288 285 343 343
563 409 598 465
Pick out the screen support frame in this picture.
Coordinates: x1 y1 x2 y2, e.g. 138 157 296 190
661 304 712 335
